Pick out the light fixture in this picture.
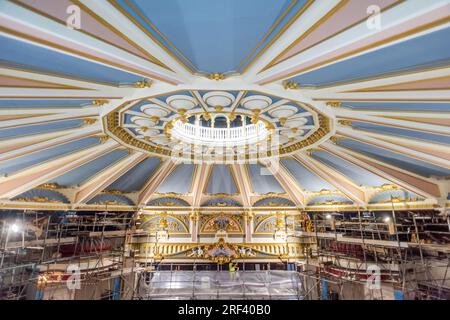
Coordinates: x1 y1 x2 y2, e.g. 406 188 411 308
325 214 332 220
10 223 20 233
383 217 391 223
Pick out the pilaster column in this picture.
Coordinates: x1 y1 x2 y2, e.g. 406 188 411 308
244 210 254 243
189 211 200 242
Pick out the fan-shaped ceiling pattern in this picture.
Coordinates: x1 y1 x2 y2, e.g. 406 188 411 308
0 0 448 212
205 165 238 195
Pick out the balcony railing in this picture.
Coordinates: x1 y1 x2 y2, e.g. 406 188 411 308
170 120 268 146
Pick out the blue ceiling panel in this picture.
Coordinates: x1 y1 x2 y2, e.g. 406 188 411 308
206 164 238 194
0 119 84 140
311 150 389 187
0 35 142 85
369 189 423 204
106 157 161 192
48 150 129 187
248 163 284 194
290 27 450 86
341 102 450 112
351 122 450 145
0 100 92 108
114 0 307 74
0 137 100 176
338 139 450 177
157 163 195 194
281 158 335 191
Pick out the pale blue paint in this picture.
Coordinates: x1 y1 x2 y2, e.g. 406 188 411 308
369 189 422 204
338 139 450 177
206 164 237 194
48 150 129 187
312 151 389 187
115 0 307 73
0 119 84 140
321 277 328 300
157 163 195 194
0 35 142 85
351 122 450 145
281 159 335 191
341 102 450 112
0 100 92 108
394 290 404 300
112 278 121 300
106 157 161 192
290 27 450 86
0 137 100 176
248 163 284 194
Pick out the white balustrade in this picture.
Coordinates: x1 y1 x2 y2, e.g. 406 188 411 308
170 120 268 146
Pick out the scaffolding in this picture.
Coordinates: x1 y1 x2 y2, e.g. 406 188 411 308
292 209 450 300
1 207 449 300
0 210 137 300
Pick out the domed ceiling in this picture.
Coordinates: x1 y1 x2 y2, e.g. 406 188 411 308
0 0 449 212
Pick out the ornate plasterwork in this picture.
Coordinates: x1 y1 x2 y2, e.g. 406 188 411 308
200 214 243 234
102 91 331 163
254 212 309 234
137 239 305 264
140 213 189 234
147 196 190 207
187 238 246 264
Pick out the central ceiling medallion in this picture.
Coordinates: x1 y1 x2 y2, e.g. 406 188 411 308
103 90 331 163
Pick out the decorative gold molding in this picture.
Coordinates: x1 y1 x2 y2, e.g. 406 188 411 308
83 118 98 125
326 101 342 108
15 196 62 204
208 73 225 81
92 100 109 106
103 189 126 195
136 239 304 264
338 120 352 126
92 200 126 206
99 135 110 143
103 92 331 160
306 148 320 156
282 80 300 90
329 136 341 144
377 184 399 192
134 79 153 88
37 183 61 190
